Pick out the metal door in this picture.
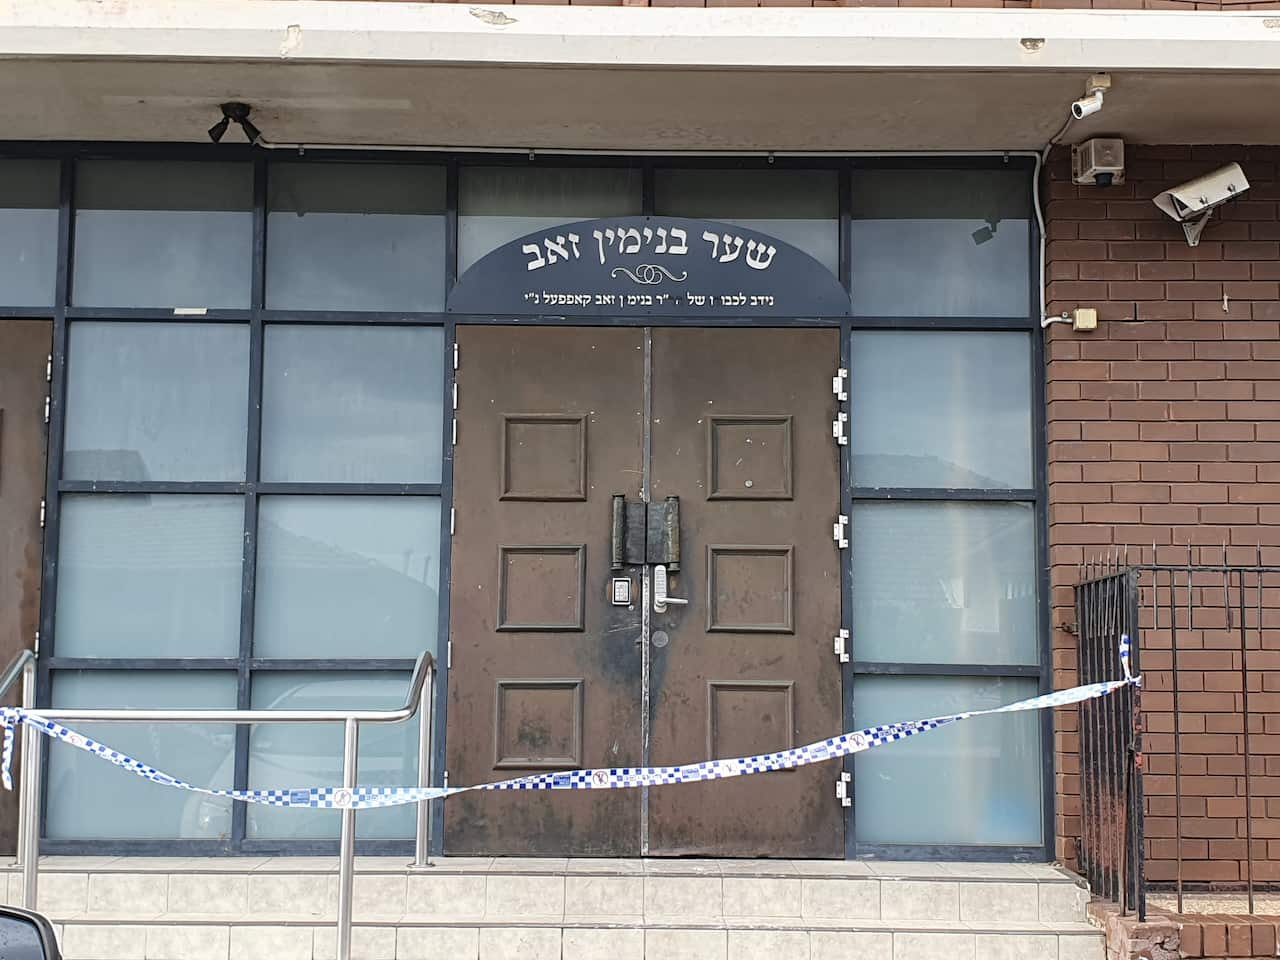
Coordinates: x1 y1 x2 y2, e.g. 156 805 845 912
0 321 51 855
445 326 645 855
647 328 843 857
445 325 843 857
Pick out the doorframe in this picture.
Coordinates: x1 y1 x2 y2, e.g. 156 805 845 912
5 142 1049 861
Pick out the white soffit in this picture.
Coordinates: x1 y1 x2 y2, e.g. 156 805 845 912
1 0 1279 149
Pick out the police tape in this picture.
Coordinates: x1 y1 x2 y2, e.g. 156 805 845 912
0 637 1138 812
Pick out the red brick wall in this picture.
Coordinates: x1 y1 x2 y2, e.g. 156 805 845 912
1045 145 1280 884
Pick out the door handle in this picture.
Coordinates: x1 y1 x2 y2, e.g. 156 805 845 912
653 564 688 613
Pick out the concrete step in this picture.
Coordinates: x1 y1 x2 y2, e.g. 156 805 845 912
3 857 1105 960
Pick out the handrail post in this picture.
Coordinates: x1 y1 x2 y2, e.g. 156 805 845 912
19 657 40 910
414 663 433 868
336 717 359 960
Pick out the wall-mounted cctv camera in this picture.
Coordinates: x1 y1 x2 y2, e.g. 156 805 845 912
1071 74 1111 120
1153 162 1250 247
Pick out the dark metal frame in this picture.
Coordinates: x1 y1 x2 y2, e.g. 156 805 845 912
2 143 1047 861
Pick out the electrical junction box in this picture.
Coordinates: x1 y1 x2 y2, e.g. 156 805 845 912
1072 138 1125 187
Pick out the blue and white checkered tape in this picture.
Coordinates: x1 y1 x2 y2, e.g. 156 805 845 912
0 636 1140 810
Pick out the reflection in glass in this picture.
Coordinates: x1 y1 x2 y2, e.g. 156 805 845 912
654 169 839 276
853 676 1041 845
253 497 440 659
850 331 1032 489
72 161 252 308
852 501 1037 666
261 326 444 483
55 495 244 658
64 322 250 482
46 672 236 839
458 167 642 275
266 164 446 311
247 672 417 839
0 159 59 307
851 169 1031 317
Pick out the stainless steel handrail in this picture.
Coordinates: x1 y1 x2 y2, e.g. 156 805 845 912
0 649 436 960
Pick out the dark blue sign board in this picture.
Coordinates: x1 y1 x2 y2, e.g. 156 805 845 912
448 216 851 317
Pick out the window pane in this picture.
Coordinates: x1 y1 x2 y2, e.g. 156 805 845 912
261 326 443 483
654 169 839 276
853 676 1041 846
254 497 440 659
266 164 446 311
55 495 244 658
851 169 1030 317
0 160 59 307
46 671 236 839
64 322 249 482
852 502 1037 666
72 161 252 308
458 167 641 275
851 331 1032 490
247 672 417 839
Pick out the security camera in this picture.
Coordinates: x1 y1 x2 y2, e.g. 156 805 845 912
1070 74 1111 121
1153 162 1250 247
1072 91 1103 120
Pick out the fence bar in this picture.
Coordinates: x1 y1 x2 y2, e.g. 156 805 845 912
1169 567 1184 914
1238 569 1255 914
336 717 359 960
414 666 434 868
19 656 40 910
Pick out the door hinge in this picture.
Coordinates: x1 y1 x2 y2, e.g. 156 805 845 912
453 342 459 371
451 418 458 446
836 771 852 807
447 639 453 669
43 396 50 425
832 514 849 549
831 367 848 402
833 628 849 664
452 382 458 411
831 412 848 446
443 770 450 788
45 354 52 384
450 507 456 536
39 500 46 529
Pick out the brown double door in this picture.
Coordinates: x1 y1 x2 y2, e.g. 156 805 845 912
445 326 842 857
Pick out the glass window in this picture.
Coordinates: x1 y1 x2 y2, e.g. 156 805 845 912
63 322 250 482
261 326 444 484
851 169 1031 317
54 495 244 659
654 169 839 276
72 161 252 309
850 331 1032 490
266 164 446 311
851 501 1037 666
46 671 236 839
254 497 440 660
247 672 417 839
458 167 642 275
0 159 59 307
853 676 1041 846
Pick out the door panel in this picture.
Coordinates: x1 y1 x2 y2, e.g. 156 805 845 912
445 326 644 855
0 321 50 855
648 328 843 857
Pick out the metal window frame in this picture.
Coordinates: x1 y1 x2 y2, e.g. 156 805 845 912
4 143 1048 861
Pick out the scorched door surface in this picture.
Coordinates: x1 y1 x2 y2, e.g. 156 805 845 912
445 326 645 855
445 326 843 857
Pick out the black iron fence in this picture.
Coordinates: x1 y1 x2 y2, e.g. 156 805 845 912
1074 556 1278 920
1074 560 1145 920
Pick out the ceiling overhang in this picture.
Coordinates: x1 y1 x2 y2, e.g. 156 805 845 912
2 0 1279 150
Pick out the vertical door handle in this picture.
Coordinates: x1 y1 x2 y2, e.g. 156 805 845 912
611 495 626 571
653 564 688 613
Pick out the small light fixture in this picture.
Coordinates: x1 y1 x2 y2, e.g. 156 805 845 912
208 102 261 145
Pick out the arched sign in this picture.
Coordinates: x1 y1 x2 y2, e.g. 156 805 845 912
448 217 850 317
